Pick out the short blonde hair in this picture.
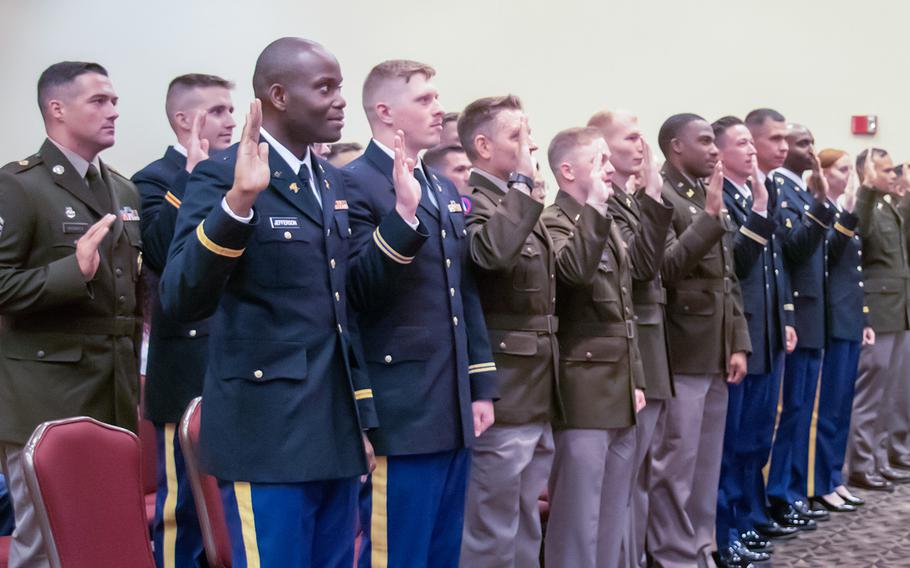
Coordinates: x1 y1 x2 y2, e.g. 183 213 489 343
362 59 436 112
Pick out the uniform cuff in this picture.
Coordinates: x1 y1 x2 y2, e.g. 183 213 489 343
807 199 835 228
373 209 428 264
196 201 258 257
469 364 499 401
740 211 775 245
45 254 92 304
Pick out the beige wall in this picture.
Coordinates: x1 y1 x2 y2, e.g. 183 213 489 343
0 0 904 181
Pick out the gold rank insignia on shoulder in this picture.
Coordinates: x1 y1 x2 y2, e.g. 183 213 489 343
878 203 884 209
785 218 793 228
334 199 348 211
289 182 299 193
884 194 892 204
686 189 695 198
448 200 463 213
324 178 331 190
781 201 788 209
273 171 282 178
626 197 632 207
52 165 65 175
776 178 784 184
18 160 28 166
689 205 698 214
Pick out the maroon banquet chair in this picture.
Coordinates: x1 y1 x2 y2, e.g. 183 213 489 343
138 374 159 528
0 534 9 568
22 417 154 568
179 397 232 568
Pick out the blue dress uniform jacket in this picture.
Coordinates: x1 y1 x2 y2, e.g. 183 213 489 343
159 141 378 483
773 170 836 349
722 180 794 374
133 147 209 424
343 141 497 457
825 207 864 341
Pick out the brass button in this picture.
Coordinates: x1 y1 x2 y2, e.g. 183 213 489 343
859 282 864 288
118 295 126 303
585 351 592 360
441 229 447 238
327 229 332 237
253 370 263 379
37 350 45 358
330 258 336 269
335 291 341 302
189 329 197 337
284 231 292 240
499 342 507 349
337 324 343 333
450 288 455 297
115 267 122 277
348 227 353 236
857 266 862 272
384 355 392 364
446 259 451 268
462 229 467 236
453 316 459 326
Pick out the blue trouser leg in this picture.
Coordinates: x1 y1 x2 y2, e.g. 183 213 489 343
153 423 205 568
221 477 358 568
358 449 470 568
717 380 745 549
815 339 861 495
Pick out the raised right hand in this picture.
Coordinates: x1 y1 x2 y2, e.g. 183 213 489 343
641 138 663 202
704 160 724 216
863 147 882 190
232 100 270 196
76 214 116 281
515 115 535 179
392 130 422 224
750 157 768 211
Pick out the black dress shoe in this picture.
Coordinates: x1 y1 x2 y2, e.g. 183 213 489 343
754 520 799 540
769 504 818 531
793 499 830 521
879 465 910 483
848 471 895 492
810 495 857 513
739 530 774 552
835 489 865 506
731 540 771 563
890 453 910 470
714 547 757 568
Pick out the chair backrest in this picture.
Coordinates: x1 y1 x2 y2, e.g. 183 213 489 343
179 398 232 568
23 417 154 568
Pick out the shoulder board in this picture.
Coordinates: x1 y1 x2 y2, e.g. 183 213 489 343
2 154 42 174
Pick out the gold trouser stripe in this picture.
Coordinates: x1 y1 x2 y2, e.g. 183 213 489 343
373 228 413 264
807 364 824 497
763 371 786 485
196 222 245 258
371 456 389 568
162 424 178 568
834 222 855 237
354 388 373 400
739 225 768 246
165 191 182 209
234 482 261 568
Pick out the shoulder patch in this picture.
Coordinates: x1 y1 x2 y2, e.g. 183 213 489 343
460 195 472 215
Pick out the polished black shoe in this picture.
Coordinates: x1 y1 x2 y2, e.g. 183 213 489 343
810 495 857 513
739 530 774 552
848 471 895 492
731 540 771 563
793 499 830 521
890 453 910 470
879 465 910 484
769 504 818 531
835 489 865 506
714 547 757 568
754 520 799 540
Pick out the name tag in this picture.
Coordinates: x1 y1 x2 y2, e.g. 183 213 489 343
334 200 349 211
269 216 300 229
62 222 89 234
119 206 140 222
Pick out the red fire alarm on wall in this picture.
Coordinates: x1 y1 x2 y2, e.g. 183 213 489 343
851 115 877 135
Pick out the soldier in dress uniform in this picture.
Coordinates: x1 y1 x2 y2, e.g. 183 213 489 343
133 72 235 568
542 127 667 567
343 60 497 568
458 96 571 568
846 148 910 491
647 113 750 568
713 116 795 567
0 61 141 568
160 38 380 566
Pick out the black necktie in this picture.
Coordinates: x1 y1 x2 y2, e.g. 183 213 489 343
86 164 112 213
414 168 438 209
297 164 322 219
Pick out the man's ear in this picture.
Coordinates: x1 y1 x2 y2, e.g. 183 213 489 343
374 102 394 127
267 83 287 112
670 138 683 156
559 162 575 182
474 134 492 161
46 99 64 122
173 111 191 133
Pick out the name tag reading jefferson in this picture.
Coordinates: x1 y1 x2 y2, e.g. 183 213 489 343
269 216 300 229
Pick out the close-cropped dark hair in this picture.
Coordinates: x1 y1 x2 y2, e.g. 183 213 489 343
657 113 704 156
457 95 523 161
37 61 108 114
712 115 744 147
423 144 465 170
744 108 785 127
856 148 889 173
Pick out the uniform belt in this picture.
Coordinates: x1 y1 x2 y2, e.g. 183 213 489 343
11 316 139 337
485 313 559 334
673 277 733 293
559 320 636 339
632 286 667 304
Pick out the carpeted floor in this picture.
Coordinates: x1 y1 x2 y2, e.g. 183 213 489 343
771 483 910 567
